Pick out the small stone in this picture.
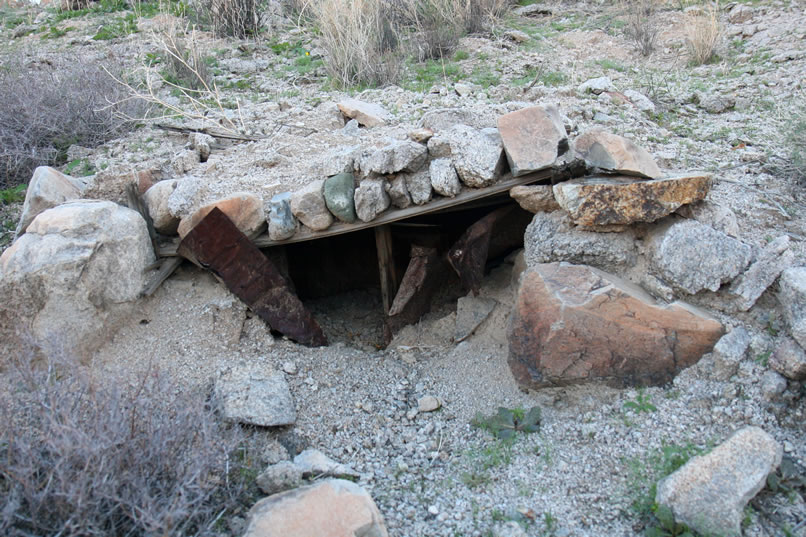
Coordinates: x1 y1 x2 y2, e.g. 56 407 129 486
656 426 781 537
337 98 390 127
354 178 391 222
497 105 568 177
728 4 753 23
778 267 806 348
454 83 473 97
386 175 412 209
504 29 530 43
493 521 528 537
403 169 433 205
293 449 359 479
268 192 298 241
143 180 180 235
509 185 560 213
430 158 461 198
418 395 442 412
427 505 439 515
319 146 360 176
282 361 298 375
409 128 434 143
574 128 662 178
623 89 656 113
324 173 357 223
695 92 735 114
646 218 753 294
16 166 83 236
724 235 794 312
676 201 739 237
177 192 266 238
215 365 296 427
578 76 615 95
172 148 199 175
361 140 428 175
769 338 806 380
256 461 303 495
711 327 751 381
438 125 506 188
406 408 419 420
342 118 361 136
290 179 334 231
190 133 215 162
760 370 788 400
243 479 388 537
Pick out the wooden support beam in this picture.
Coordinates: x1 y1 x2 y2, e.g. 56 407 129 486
374 225 398 314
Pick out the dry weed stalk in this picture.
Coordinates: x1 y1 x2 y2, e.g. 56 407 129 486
686 1 721 65
106 25 244 133
624 0 659 57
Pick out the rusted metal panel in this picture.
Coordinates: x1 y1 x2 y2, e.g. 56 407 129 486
384 245 450 343
178 207 327 347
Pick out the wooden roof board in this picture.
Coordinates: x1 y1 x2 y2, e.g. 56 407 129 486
157 170 551 257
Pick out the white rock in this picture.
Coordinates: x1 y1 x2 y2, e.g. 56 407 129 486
215 364 296 427
430 159 461 198
418 395 442 412
143 179 180 234
16 166 84 236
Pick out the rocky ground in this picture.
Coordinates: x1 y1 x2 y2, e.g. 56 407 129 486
1 0 806 536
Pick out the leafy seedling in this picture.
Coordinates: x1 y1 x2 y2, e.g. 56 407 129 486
646 504 694 537
472 406 541 440
623 389 657 414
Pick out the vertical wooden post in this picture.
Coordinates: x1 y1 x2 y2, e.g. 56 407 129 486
375 225 398 314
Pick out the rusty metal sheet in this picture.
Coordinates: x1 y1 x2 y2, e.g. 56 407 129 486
178 207 327 347
447 206 514 295
384 246 450 343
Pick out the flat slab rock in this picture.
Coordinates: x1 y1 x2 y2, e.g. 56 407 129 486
552 173 711 227
656 426 782 537
574 128 662 178
215 364 296 427
337 98 389 127
508 262 723 389
497 105 568 177
243 479 388 537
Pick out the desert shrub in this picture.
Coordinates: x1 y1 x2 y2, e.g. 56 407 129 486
194 0 269 39
685 2 721 65
0 55 143 189
312 0 400 88
0 349 259 537
157 25 212 90
624 0 659 57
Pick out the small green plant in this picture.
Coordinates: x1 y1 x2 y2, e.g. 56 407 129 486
646 504 694 537
0 184 26 204
42 24 74 39
453 50 469 61
64 158 95 176
767 456 806 497
461 471 491 489
92 13 137 40
755 350 771 368
623 389 657 414
626 442 705 517
472 406 541 440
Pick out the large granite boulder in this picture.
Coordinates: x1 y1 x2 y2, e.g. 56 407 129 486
508 262 723 389
243 479 388 537
0 200 153 360
15 166 87 236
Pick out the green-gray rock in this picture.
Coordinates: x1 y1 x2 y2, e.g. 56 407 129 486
324 173 357 223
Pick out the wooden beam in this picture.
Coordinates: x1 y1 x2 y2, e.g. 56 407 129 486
157 170 551 257
374 225 397 314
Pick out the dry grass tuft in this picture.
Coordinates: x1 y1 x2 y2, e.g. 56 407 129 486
312 0 400 88
685 1 722 65
195 0 269 39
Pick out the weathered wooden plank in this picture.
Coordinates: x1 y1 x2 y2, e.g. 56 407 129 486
157 171 551 256
178 207 327 347
374 225 398 314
